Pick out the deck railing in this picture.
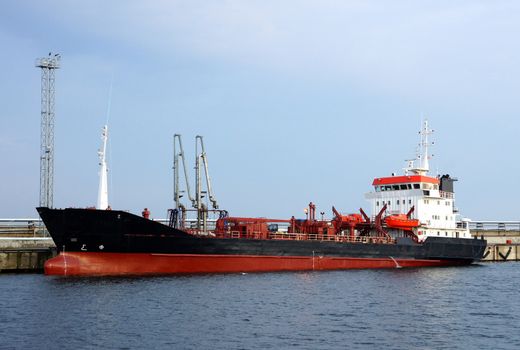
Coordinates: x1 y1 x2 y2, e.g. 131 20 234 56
213 231 396 244
439 191 454 199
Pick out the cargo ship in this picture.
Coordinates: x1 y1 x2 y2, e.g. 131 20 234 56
39 121 486 276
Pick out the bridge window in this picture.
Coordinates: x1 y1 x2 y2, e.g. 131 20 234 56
392 185 399 190
400 185 407 190
413 184 420 189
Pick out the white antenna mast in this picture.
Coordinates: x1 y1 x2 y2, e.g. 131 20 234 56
96 125 109 209
419 119 433 173
96 76 113 210
405 119 434 175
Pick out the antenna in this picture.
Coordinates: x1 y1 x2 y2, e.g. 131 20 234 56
106 75 115 206
96 125 109 209
419 119 434 172
404 119 434 175
36 53 60 208
106 74 113 125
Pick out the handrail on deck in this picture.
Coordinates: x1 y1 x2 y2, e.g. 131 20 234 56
212 231 396 244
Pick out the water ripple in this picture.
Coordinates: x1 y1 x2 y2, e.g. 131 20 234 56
1 263 520 349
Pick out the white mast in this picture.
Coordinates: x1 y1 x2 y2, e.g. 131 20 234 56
405 119 434 175
96 125 109 209
419 119 433 173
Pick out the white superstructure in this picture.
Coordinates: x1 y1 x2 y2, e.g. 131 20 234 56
365 121 471 242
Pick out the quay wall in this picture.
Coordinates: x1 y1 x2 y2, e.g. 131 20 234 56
472 229 520 262
0 238 56 272
480 244 520 262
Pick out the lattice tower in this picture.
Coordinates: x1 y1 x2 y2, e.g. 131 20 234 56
35 53 60 208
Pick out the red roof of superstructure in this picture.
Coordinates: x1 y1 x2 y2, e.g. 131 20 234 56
372 175 439 186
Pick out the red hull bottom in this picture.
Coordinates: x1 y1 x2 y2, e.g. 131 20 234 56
44 252 470 276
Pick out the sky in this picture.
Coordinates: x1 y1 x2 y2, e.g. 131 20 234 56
1 1 519 220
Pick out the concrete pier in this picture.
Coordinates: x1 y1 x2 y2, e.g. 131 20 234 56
471 222 520 262
480 244 520 262
0 219 56 272
0 237 56 272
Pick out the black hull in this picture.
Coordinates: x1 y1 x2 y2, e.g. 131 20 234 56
37 207 487 263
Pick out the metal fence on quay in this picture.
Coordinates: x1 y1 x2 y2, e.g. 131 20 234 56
0 218 44 236
468 221 520 231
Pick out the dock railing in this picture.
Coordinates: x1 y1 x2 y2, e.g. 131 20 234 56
0 218 46 237
469 221 520 231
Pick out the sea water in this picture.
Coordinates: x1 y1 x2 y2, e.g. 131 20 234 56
1 263 519 349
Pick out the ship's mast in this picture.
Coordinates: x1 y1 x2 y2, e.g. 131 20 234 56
96 125 109 209
405 120 434 175
419 119 433 173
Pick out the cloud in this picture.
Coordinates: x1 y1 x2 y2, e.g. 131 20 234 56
25 1 520 100
3 1 520 218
